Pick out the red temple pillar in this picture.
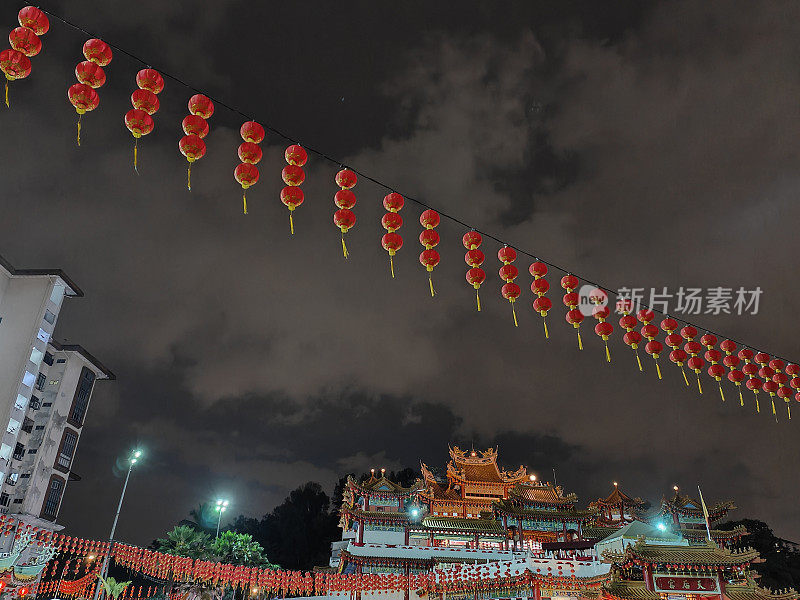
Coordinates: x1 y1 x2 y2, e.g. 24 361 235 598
364 494 370 512
533 582 541 600
404 527 410 545
643 566 654 590
358 520 364 544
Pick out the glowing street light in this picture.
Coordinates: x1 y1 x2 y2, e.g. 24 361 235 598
93 448 143 600
215 499 230 538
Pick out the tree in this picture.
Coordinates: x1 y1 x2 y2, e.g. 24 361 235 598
155 525 211 559
718 519 800 589
97 576 132 600
210 531 277 568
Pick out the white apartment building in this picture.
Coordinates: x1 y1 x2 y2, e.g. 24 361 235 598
0 253 113 531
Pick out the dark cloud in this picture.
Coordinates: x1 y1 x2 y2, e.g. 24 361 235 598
1 0 798 547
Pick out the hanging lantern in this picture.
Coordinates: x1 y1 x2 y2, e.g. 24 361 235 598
739 349 761 412
463 231 485 311
701 334 726 402
124 69 163 170
381 193 404 277
419 209 440 296
281 145 307 234
67 84 99 144
770 359 791 420
681 326 704 394
83 38 112 66
234 121 265 214
499 246 520 327
530 262 550 338
333 169 358 258
787 363 800 416
179 134 206 189
639 309 662 378
721 340 745 406
755 352 778 418
662 317 690 386
9 27 41 57
619 309 642 370
561 275 583 349
592 302 613 363
18 7 49 35
0 49 31 108
180 94 213 189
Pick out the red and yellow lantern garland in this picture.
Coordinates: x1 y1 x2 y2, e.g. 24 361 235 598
682 326 705 394
720 340 745 406
179 94 214 190
235 121 265 214
419 210 440 297
1 6 48 108
67 39 111 145
530 262 551 338
663 318 690 386
561 275 583 350
381 193 404 277
639 309 662 378
125 68 162 172
701 334 726 402
498 246 520 327
333 169 357 258
280 145 307 234
593 301 613 363
463 231 485 311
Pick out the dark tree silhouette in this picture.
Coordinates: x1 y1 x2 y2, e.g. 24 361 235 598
718 519 800 590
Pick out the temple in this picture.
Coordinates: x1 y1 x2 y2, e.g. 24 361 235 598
330 445 796 600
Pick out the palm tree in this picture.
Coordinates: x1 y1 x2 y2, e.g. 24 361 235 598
156 525 211 559
97 576 131 600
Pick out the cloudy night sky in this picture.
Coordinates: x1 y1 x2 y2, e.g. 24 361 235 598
2 0 799 545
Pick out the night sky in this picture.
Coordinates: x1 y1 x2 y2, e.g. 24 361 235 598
2 0 799 546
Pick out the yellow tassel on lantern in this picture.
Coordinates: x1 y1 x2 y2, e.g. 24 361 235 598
696 374 703 394
681 366 689 386
133 138 139 173
577 328 583 350
76 112 83 146
389 254 395 278
289 211 295 235
543 317 549 339
510 300 518 327
475 287 481 312
635 349 643 372
242 190 248 215
755 394 760 413
605 342 611 363
771 398 776 416
341 233 349 259
787 403 792 420
739 388 744 406
428 273 435 297
655 360 662 380
4 78 9 108
187 163 193 191
718 383 725 402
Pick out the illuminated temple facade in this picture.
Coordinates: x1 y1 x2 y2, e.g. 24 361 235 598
330 446 791 600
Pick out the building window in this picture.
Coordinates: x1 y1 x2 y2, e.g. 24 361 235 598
0 445 10 461
27 449 36 455
22 371 36 388
41 476 65 519
14 395 28 411
43 351 54 366
21 419 33 434
5 473 18 486
0 494 8 507
42 402 52 408
20 473 30 479
68 368 95 427
30 348 44 367
37 328 50 344
12 443 24 460
55 429 79 472
6 419 20 435
35 425 44 431
35 373 46 391
56 358 66 364
50 284 65 307
12 499 22 504
43 310 56 325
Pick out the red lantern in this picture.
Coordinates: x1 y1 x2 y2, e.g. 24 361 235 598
592 302 613 363
721 340 745 406
9 27 41 57
124 69 162 170
739 348 761 412
0 49 31 107
755 352 778 419
638 309 662 378
681 326 704 394
619 307 642 371
787 363 800 416
333 169 358 257
498 246 520 327
83 39 112 66
701 334 726 402
281 145 307 234
75 61 105 88
234 121 264 214
662 318 690 386
530 262 550 338
770 359 792 420
18 7 48 35
463 231 485 311
178 95 213 190
124 109 154 139
419 210 440 296
381 193 404 277
182 115 209 138
561 275 583 350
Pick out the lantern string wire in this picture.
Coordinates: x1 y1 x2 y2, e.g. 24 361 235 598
36 7 797 365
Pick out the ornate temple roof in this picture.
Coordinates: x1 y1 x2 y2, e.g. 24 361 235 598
446 446 528 485
591 484 646 509
649 491 736 521
507 482 577 505
623 539 759 567
348 473 422 496
417 515 505 534
494 498 598 521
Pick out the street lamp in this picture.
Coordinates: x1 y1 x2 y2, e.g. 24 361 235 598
92 449 142 600
215 499 229 538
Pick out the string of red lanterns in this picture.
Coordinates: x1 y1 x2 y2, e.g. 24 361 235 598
179 94 214 190
235 121 265 214
463 231 485 311
419 210 440 297
67 39 111 145
333 169 357 258
1 6 48 108
530 262 551 339
381 193 404 277
498 246 520 327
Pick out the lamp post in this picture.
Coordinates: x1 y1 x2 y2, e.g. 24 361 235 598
92 449 142 600
215 499 229 538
